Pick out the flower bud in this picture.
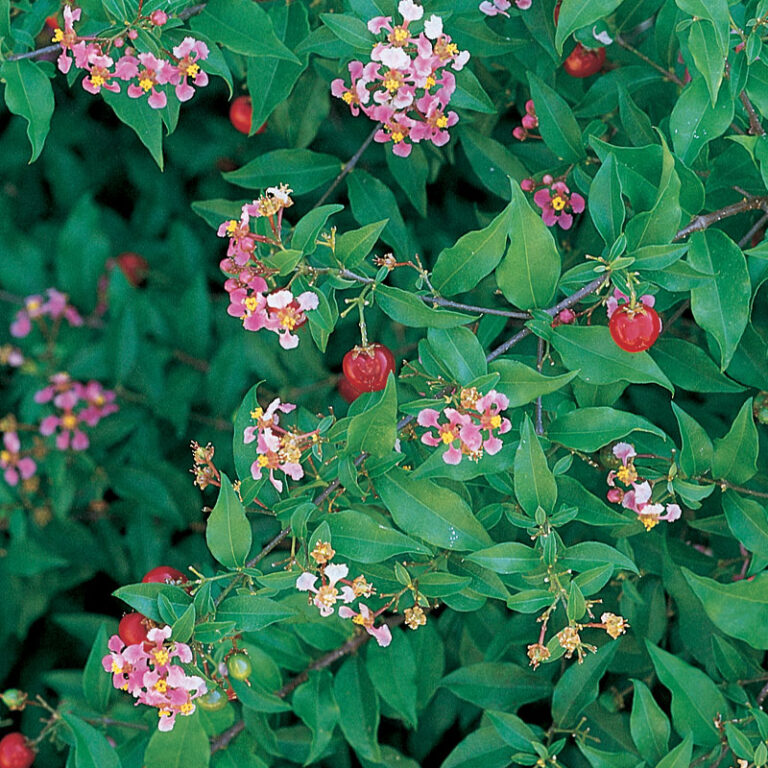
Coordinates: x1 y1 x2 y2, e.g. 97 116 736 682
127 28 138 39
520 178 535 192
150 10 168 26
513 126 526 141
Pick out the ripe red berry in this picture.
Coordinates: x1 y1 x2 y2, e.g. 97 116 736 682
229 96 266 136
563 44 606 78
114 252 148 287
118 613 149 646
142 566 187 585
342 344 396 393
338 374 363 403
0 733 35 768
609 305 662 353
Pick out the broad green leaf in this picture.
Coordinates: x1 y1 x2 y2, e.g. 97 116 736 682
452 68 496 113
426 327 487 385
346 374 398 457
112 583 191 623
348 170 409 257
466 542 540 574
291 204 343 254
367 631 418 727
688 230 750 369
320 13 374 50
551 325 673 392
656 735 693 768
375 284 477 328
549 407 666 451
630 679 670 763
336 220 388 267
489 359 578 408
224 149 340 195
552 642 619 727
1 60 54 162
431 203 511 295
442 663 552 710
62 712 122 768
688 21 723 104
486 711 539 751
327 509 430 562
374 468 492 551
618 86 657 147
560 542 638 575
144 710 210 768
652 338 745 393
589 153 625 245
459 126 528 199
683 569 768 650
712 398 759 484
646 641 727 746
416 572 473 598
335 657 380 762
206 474 252 568
675 0 730 54
496 179 561 309
292 671 339 764
671 403 713 477
723 492 768 560
82 624 113 714
102 89 163 170
217 594 295 631
557 477 629 527
515 415 557 515
554 0 623 53
442 727 513 768
527 72 586 162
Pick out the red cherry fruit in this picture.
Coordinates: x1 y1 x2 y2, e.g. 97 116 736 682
342 344 396 393
229 96 267 136
563 44 606 78
142 566 187 585
338 374 363 403
115 252 148 287
0 733 35 768
609 305 662 353
118 613 150 646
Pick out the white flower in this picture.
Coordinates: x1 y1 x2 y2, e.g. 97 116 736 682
398 0 423 22
593 27 613 45
452 50 471 71
424 14 443 39
379 46 411 70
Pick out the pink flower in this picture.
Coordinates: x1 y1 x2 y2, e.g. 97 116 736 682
418 407 482 464
53 5 81 74
265 290 319 349
170 38 209 102
76 381 119 426
475 390 511 455
338 603 392 647
296 563 356 616
249 428 304 492
533 181 586 230
81 51 120 94
479 0 512 17
126 53 170 109
612 442 637 465
606 289 656 319
0 432 37 487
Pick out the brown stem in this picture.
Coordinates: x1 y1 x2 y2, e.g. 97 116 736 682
739 210 768 248
740 91 765 136
722 482 768 499
674 196 768 241
614 36 685 87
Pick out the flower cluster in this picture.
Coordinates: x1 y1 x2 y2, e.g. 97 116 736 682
512 99 539 141
0 431 36 487
331 1 470 157
417 388 510 464
243 397 319 492
521 175 586 230
606 288 657 320
53 7 208 108
10 289 83 338
190 441 220 490
480 0 531 16
217 189 319 349
36 374 118 452
607 443 681 531
296 541 391 646
102 625 206 731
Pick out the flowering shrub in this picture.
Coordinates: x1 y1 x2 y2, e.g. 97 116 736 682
1 0 768 767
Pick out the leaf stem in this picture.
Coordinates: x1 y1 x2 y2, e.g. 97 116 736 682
614 36 685 87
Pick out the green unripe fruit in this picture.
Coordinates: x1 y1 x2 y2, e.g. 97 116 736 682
1 689 27 711
197 688 228 711
226 653 252 681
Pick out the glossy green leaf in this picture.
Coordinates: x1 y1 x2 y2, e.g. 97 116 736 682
112 583 191 623
554 0 622 52
489 359 578 408
426 327 487 385
348 170 409 257
216 595 295 631
655 735 693 768
515 415 557 515
671 403 713 477
688 21 723 104
441 727 513 768
560 541 638 575
375 284 477 328
527 72 586 162
712 398 759 483
334 657 380 762
548 407 666 451
466 542 540 574
442 662 552 710
224 149 340 194
589 153 625 245
630 679 670 763
346 374 398 457
82 623 113 714
320 13 374 50
62 712 122 768
723 492 768 560
459 126 528 199
292 671 339 764
206 473 252 568
143 710 210 768
367 631 418 727
652 338 745 393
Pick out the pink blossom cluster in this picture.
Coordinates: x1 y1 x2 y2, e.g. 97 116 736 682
243 397 319 492
480 0 531 16
295 541 391 647
0 432 36 487
521 175 586 230
331 1 470 157
417 388 511 465
10 289 83 338
53 7 208 108
513 100 539 141
36 374 118 452
0 345 24 368
217 191 319 349
102 625 206 731
606 289 658 320
607 443 681 531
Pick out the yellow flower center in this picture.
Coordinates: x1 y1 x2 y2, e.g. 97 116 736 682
154 679 167 693
441 429 456 444
27 300 41 311
257 454 270 467
0 450 11 463
425 75 436 88
52 29 64 42
90 74 106 88
244 296 259 313
640 515 660 531
391 131 405 143
111 660 123 674
180 702 194 714
139 77 154 92
616 464 637 485
61 413 78 430
158 709 172 718
315 585 338 608
342 91 354 104
250 407 263 419
383 70 402 92
279 310 298 330
225 219 238 235
154 648 170 666
390 26 409 45
490 415 502 428
435 115 448 128
186 62 200 78
551 195 567 211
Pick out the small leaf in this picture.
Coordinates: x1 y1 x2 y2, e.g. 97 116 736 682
1 60 54 162
527 72 586 162
548 407 666 451
630 679 670 763
712 398 759 484
346 374 398 457
206 474 252 568
515 415 557 515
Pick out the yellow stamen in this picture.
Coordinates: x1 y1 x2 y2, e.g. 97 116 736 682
257 454 270 467
342 91 354 104
180 702 194 714
154 648 170 666
441 429 456 444
250 407 263 419
154 679 167 693
435 115 448 128
61 413 78 430
111 660 123 674
225 219 238 235
244 297 259 313
640 515 660 531
490 415 502 428
139 77 154 92
390 26 409 45
551 195 567 211
90 75 106 88
158 709 172 718
52 29 64 42
0 450 11 463
425 75 436 88
391 131 405 143
186 62 200 78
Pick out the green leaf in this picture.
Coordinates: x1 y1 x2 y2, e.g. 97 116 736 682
374 468 492 551
426 327 487 385
527 72 586 162
367 631 418 727
336 220 388 267
683 569 768 650
431 203 511 296
206 474 252 568
688 21 723 105
552 642 619 727
630 679 670 763
489 359 578 408
723 492 768 560
101 89 163 170
386 143 428 216
442 727 513 768
652 338 745 393
216 594 295 631
62 712 122 768
675 0 730 54
688 230 750 369
82 624 112 714
712 398 759 484
292 671 339 765
375 284 476 328
459 126 528 199
548 407 666 451
348 170 409 257
646 641 727 746
486 711 539 751
171 604 196 644
656 735 693 768
1 60 54 162
671 403 713 477
515 415 557 515
334 657 380 762
442 663 552 710
224 149 340 195
589 153 625 245
551 325 674 392
452 68 496 113
346 374 397 457
320 13 374 50
326 509 431 563
191 0 300 60
560 542 639 575
112 583 191 623
291 204 343 254
554 0 623 53
144 710 210 768
618 86 657 147
496 179 561 309
466 542 540 574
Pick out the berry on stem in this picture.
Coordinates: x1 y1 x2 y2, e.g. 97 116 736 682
338 374 363 403
229 96 266 136
197 688 228 711
563 44 606 78
118 613 150 646
226 653 252 681
609 304 662 353
142 566 187 585
0 733 36 768
342 344 395 393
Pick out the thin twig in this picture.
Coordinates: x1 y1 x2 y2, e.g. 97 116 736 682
722 482 768 499
674 196 768 241
739 210 768 248
740 91 765 136
614 36 685 87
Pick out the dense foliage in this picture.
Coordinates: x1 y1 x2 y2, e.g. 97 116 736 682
1 0 768 766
